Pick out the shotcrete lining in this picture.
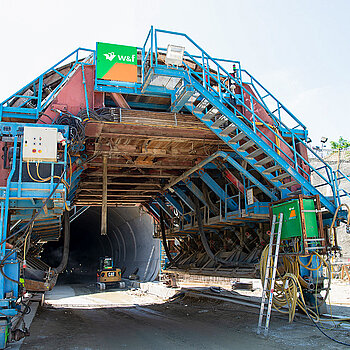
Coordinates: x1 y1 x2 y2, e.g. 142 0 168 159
44 207 160 282
78 207 160 281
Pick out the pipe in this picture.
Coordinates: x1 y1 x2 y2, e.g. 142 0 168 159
53 211 70 274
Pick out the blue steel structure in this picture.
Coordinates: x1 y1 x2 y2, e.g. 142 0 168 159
0 26 348 347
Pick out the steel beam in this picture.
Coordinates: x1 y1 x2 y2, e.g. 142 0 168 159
173 186 195 212
196 169 237 211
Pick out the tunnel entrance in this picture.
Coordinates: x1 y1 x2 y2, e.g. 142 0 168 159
42 207 160 285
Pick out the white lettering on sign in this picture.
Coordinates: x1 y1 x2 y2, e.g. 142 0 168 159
117 54 136 63
247 188 254 205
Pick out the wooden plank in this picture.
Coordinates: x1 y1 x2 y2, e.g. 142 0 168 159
315 195 326 253
78 189 160 193
101 156 108 235
78 195 153 199
298 195 308 253
81 173 177 178
87 162 191 170
80 182 161 187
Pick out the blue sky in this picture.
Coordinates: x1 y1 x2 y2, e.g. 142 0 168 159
0 0 348 147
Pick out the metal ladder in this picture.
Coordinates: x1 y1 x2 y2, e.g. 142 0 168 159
257 213 283 336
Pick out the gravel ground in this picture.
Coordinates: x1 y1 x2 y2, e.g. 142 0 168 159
19 283 350 350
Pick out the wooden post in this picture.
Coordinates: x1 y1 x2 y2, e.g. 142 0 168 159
298 195 308 254
101 155 108 235
315 195 326 253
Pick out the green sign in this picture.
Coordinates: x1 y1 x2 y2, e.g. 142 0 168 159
96 42 137 82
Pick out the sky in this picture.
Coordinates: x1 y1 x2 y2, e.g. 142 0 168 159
0 0 349 148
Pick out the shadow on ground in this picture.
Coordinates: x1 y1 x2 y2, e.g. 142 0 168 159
19 283 350 350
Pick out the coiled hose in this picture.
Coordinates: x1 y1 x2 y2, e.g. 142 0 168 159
259 245 333 323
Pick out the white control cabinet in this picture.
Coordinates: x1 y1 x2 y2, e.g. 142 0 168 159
23 127 58 162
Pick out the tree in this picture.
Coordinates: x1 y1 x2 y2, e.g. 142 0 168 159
330 136 350 150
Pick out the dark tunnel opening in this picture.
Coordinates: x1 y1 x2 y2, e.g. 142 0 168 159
41 207 160 285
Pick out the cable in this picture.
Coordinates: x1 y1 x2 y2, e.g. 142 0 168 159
297 282 350 347
260 245 320 323
0 167 67 247
22 213 35 268
54 111 86 153
0 248 22 285
26 162 70 190
52 211 70 274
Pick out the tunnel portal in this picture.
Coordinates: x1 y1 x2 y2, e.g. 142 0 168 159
42 207 159 284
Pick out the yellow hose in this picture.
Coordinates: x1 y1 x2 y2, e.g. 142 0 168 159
260 245 325 323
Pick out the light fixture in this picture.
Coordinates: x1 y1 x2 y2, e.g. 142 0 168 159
165 45 185 66
320 136 328 143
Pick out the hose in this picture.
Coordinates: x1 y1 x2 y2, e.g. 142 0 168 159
259 242 339 324
0 167 67 247
0 248 22 285
297 280 350 347
159 209 177 267
329 203 350 247
52 210 70 274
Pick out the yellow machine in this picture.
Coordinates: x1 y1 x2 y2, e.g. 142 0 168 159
97 257 122 289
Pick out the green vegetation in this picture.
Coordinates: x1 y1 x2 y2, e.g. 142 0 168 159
330 136 350 150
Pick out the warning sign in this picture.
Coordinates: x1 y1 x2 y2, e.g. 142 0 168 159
289 208 297 219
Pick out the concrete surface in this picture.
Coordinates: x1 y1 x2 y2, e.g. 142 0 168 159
131 281 179 299
18 283 350 349
44 284 166 308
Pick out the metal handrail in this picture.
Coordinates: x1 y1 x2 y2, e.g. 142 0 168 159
145 29 335 186
152 28 306 132
138 28 349 209
1 48 95 120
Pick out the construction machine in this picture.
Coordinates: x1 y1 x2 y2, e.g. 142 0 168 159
96 257 122 290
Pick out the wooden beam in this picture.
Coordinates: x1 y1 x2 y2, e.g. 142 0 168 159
98 132 221 143
87 162 191 170
80 181 161 186
101 156 108 235
78 189 160 193
81 172 178 178
78 195 153 199
109 93 130 109
81 171 181 179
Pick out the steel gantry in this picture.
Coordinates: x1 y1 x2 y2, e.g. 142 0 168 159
0 26 348 348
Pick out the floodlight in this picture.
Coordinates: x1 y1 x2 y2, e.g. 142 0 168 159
165 45 185 66
320 136 328 143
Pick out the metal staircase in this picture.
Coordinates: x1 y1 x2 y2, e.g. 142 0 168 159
140 28 349 215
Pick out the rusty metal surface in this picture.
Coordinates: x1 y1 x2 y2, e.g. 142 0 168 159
76 108 231 206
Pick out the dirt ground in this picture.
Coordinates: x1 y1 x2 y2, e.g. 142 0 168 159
19 283 350 350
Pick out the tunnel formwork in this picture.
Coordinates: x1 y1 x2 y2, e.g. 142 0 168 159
0 26 348 348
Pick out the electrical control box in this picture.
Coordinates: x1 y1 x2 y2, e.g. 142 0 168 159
271 199 319 239
22 126 58 162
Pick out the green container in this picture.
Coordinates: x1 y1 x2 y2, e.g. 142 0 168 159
271 199 319 239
